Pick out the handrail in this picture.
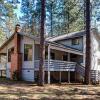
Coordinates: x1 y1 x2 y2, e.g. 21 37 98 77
75 63 85 77
76 63 100 82
34 59 76 71
35 59 76 64
76 63 85 68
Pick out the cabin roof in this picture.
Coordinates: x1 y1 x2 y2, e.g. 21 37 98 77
0 32 39 52
46 41 83 53
0 28 99 54
0 33 15 52
46 30 85 42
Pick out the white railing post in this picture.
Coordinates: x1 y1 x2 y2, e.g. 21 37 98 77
83 36 86 66
33 41 35 81
68 53 70 61
48 45 50 84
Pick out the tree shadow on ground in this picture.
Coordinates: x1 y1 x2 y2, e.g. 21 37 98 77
0 78 100 99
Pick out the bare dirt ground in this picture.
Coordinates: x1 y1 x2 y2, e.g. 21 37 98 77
0 78 100 100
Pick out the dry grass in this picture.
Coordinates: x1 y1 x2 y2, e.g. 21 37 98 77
0 78 100 100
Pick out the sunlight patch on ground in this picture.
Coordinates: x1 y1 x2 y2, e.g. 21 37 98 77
0 79 100 99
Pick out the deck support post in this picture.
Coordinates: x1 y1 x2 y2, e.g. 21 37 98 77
59 71 61 84
48 45 50 84
68 70 70 83
75 71 76 82
68 53 70 83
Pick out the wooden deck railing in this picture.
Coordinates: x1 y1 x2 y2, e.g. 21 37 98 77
34 59 76 71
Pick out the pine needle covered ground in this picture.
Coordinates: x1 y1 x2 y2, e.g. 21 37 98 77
0 78 100 99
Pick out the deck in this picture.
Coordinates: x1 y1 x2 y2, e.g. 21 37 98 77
34 60 76 71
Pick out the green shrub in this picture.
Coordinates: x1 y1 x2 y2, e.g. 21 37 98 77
12 70 19 81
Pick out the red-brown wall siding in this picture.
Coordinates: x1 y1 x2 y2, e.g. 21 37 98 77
11 33 22 80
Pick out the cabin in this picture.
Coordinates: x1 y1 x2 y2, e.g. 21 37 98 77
0 27 100 83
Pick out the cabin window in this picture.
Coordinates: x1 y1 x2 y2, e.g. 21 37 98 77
24 44 32 61
72 38 80 45
8 48 14 62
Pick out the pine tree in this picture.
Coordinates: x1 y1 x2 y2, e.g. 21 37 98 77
84 0 91 85
38 0 46 86
21 0 85 36
21 0 41 35
0 0 18 38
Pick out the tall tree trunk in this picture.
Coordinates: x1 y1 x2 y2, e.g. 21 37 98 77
31 19 34 34
84 0 91 84
67 6 70 33
50 2 53 36
38 0 46 86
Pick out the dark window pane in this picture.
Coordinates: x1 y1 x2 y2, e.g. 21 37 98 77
72 38 79 45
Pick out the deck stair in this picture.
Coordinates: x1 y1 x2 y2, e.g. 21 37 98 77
76 63 85 77
76 63 100 83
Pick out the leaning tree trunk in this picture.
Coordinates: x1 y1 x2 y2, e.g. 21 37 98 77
84 0 91 84
38 0 46 86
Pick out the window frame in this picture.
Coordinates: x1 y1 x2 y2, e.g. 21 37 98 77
72 38 80 45
24 44 33 61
